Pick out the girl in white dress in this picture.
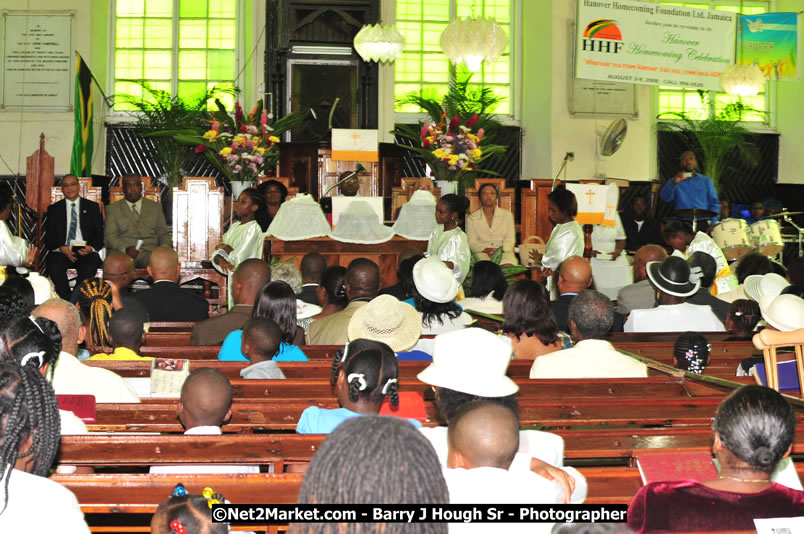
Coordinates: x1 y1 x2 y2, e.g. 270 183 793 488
427 194 471 284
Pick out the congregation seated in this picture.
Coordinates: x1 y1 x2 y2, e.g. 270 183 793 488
503 280 568 360
191 258 271 346
686 251 729 324
672 332 710 375
133 246 208 323
219 281 307 362
621 193 664 252
0 360 90 532
624 256 725 333
75 278 115 355
347 295 422 357
34 298 139 403
530 290 648 379
104 175 171 268
271 261 319 334
88 307 151 362
306 258 380 346
459 260 506 315
299 265 347 335
411 258 472 337
298 252 327 305
627 386 804 533
295 339 417 434
97 252 142 312
551 256 591 332
466 183 517 265
616 244 667 316
45 174 104 300
239 318 287 379
726 299 761 343
150 368 258 474
1 277 35 314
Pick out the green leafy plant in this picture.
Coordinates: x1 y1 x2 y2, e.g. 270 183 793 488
657 91 762 193
112 81 237 188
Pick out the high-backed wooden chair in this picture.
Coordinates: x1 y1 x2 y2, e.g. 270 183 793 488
108 176 161 205
50 178 105 220
753 328 804 396
390 177 441 220
172 177 227 315
465 177 514 214
521 179 555 246
256 176 299 200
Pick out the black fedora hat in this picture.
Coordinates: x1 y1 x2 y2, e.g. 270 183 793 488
646 256 700 298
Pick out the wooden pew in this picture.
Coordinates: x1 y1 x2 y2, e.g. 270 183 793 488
88 396 770 433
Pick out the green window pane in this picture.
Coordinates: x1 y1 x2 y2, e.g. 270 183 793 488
396 0 423 21
715 6 740 12
743 7 767 15
117 0 145 17
423 0 449 21
483 58 509 84
207 50 235 79
180 20 207 49
178 81 207 102
399 22 422 51
178 50 207 79
145 0 172 17
144 51 172 79
208 82 234 110
491 86 510 114
116 19 144 48
395 54 422 82
144 19 172 48
115 50 144 79
423 23 447 52
422 56 450 83
148 81 171 93
208 19 236 49
486 0 511 23
114 81 144 111
394 83 422 112
659 92 684 113
209 0 235 18
180 0 207 17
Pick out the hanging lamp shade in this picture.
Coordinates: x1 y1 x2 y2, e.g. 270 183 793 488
719 64 765 96
440 16 508 71
353 24 405 64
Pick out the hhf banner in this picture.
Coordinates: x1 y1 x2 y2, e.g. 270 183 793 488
740 13 802 81
575 0 736 90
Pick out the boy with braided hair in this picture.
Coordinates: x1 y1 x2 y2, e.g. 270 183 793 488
0 360 90 532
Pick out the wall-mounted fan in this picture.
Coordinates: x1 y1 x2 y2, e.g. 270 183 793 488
595 118 628 178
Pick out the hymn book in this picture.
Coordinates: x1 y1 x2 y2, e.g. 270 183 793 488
150 358 190 397
636 452 718 484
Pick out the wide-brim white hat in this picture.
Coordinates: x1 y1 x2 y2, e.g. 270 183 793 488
744 273 790 303
759 294 804 332
413 257 459 303
347 295 422 352
417 328 518 397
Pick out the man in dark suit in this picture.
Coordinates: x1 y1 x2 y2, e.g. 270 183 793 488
298 252 326 305
45 175 104 300
621 194 664 252
552 256 624 333
190 259 271 345
132 246 208 322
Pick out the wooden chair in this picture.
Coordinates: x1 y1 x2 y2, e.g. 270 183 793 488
465 177 514 214
172 177 227 315
753 328 804 395
108 176 161 205
50 177 105 220
256 176 299 200
390 177 441 220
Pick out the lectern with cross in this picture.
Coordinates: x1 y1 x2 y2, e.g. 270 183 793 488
567 183 619 227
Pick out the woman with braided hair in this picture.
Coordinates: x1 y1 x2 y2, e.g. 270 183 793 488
290 415 448 534
627 385 804 533
297 339 420 434
0 360 90 532
76 277 114 351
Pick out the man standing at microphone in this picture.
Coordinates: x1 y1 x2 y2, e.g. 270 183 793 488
660 151 720 231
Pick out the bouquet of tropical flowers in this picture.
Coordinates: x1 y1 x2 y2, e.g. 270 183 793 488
421 112 484 176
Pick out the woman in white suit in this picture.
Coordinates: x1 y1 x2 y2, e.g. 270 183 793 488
466 183 517 265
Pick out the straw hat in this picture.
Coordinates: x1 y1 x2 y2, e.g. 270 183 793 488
413 257 459 303
347 295 422 352
744 273 790 303
759 294 804 332
646 256 699 298
417 328 518 397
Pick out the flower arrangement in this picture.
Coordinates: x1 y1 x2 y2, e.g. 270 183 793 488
421 112 484 176
194 101 281 182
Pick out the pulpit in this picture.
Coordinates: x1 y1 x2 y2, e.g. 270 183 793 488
109 177 161 204
318 149 379 198
172 177 227 315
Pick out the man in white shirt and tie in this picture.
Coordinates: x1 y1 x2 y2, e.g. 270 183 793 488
104 175 171 268
45 175 104 300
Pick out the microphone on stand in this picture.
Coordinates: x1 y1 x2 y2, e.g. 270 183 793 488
323 163 366 197
551 152 575 191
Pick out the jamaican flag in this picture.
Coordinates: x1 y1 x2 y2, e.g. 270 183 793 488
70 54 93 176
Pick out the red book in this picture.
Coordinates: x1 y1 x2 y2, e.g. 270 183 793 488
57 394 96 423
379 391 427 423
636 452 718 484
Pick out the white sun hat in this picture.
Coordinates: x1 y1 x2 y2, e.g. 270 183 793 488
759 294 804 332
744 273 790 303
412 257 460 304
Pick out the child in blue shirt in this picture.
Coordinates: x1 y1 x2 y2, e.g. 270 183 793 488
296 339 422 434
